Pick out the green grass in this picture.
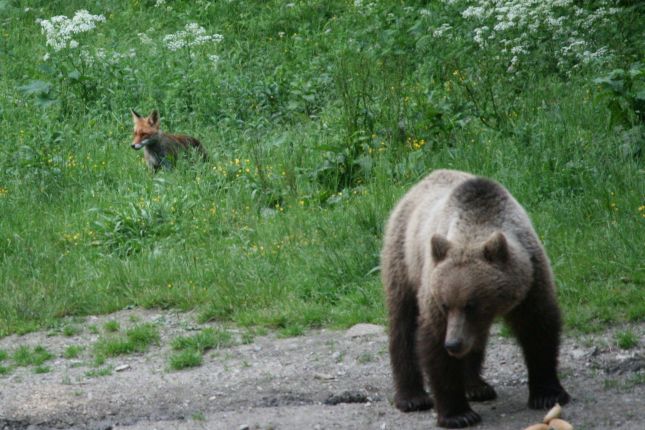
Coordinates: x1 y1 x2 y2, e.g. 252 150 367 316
171 327 233 353
85 367 112 378
63 325 82 337
615 330 638 350
63 345 84 359
169 327 234 370
0 349 8 375
169 349 203 371
103 321 120 333
12 345 54 367
93 323 160 359
0 1 643 338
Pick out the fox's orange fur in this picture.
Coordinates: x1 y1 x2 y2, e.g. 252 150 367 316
131 109 208 172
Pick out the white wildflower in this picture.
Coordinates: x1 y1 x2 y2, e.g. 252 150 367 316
433 23 452 38
493 20 514 32
162 23 223 51
473 26 489 47
510 45 527 55
454 0 617 73
208 54 220 68
462 6 486 19
138 32 154 45
155 0 166 6
507 55 519 73
37 9 105 52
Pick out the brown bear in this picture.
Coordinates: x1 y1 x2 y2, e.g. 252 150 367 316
381 169 570 428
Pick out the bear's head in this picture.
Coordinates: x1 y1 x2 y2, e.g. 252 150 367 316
427 231 530 358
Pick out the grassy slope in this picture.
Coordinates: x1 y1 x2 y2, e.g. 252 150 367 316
0 0 643 337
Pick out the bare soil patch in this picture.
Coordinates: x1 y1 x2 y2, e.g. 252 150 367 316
0 309 642 430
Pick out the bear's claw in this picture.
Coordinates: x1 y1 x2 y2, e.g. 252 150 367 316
528 387 570 409
394 392 434 412
465 380 497 402
437 409 481 428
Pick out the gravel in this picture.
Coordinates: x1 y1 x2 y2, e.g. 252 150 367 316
0 309 643 430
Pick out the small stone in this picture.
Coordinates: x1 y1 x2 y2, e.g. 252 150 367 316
115 364 130 372
239 425 250 430
313 372 335 381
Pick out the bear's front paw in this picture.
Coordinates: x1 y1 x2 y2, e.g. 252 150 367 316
528 386 570 409
465 380 497 402
394 392 433 412
437 409 481 428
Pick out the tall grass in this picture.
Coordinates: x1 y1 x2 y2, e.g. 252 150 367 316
0 1 643 337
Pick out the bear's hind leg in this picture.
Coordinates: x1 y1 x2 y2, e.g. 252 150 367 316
388 289 433 412
464 350 497 402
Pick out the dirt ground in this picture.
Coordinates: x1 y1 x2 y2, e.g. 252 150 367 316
0 309 643 430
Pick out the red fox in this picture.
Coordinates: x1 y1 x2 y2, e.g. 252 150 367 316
130 109 208 172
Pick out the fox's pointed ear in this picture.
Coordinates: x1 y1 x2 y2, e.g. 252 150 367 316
483 231 509 263
148 110 160 126
131 109 142 120
431 234 451 263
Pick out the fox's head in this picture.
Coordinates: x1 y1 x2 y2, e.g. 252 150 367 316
131 109 161 150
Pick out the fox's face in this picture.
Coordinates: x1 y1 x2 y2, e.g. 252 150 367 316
131 109 160 150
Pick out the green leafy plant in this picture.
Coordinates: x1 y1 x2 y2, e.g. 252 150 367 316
594 64 645 158
594 64 645 128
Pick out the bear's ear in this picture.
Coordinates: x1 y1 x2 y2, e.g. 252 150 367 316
431 234 451 263
483 231 509 263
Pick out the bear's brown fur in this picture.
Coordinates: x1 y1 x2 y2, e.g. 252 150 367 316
381 169 569 428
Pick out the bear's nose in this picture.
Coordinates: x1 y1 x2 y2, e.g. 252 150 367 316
444 339 463 355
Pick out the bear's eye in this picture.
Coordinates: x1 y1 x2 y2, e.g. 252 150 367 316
441 304 448 313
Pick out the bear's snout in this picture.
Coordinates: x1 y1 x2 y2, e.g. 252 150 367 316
445 310 470 357
444 338 464 356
